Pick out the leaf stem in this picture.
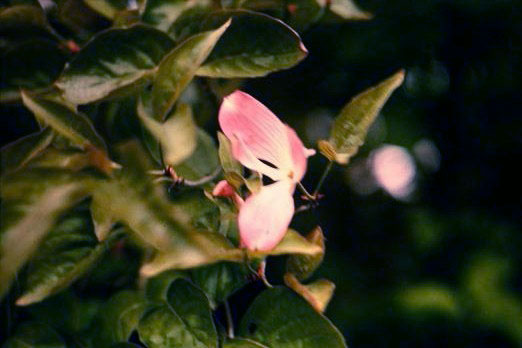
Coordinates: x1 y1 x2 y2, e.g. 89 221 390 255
297 182 315 200
313 161 333 197
224 300 235 339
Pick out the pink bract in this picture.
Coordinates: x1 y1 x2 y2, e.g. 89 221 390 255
216 91 314 251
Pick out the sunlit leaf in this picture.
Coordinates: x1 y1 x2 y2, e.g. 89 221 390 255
191 262 249 306
142 0 211 32
91 142 242 276
327 0 372 20
197 10 308 78
248 229 323 259
223 338 269 348
2 321 66 348
0 169 96 299
29 147 93 171
83 0 128 19
16 212 115 306
239 287 346 347
21 91 107 151
173 129 220 181
93 290 151 347
151 19 231 119
140 230 243 277
325 70 404 164
286 226 325 281
284 273 335 313
139 102 198 166
56 25 174 104
0 127 54 176
138 278 217 348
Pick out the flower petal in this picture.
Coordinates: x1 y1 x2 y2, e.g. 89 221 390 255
212 180 244 207
285 125 315 182
219 91 293 175
238 180 295 251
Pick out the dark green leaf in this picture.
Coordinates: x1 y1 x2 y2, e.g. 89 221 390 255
28 290 101 334
56 25 174 104
145 270 186 302
138 278 217 348
326 70 404 164
2 321 66 348
167 4 214 42
191 262 249 306
0 169 96 300
16 212 111 306
286 0 326 32
94 290 151 347
151 19 230 119
286 226 325 281
196 10 308 78
0 5 54 48
0 127 54 176
21 91 107 151
239 287 346 347
1 40 66 102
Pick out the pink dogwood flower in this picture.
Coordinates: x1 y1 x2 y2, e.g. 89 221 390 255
217 90 315 251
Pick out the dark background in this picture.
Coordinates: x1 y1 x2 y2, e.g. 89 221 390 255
2 0 521 347
245 0 522 346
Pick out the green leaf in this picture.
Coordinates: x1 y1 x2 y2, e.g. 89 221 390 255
239 287 346 347
284 273 335 313
1 40 66 102
138 278 217 348
191 262 249 306
151 19 231 119
21 91 107 151
142 0 210 32
217 131 242 177
16 212 111 306
83 0 128 19
28 147 93 171
326 70 404 164
145 270 186 302
327 0 372 20
173 129 220 181
0 5 48 29
196 10 308 78
91 142 242 276
223 338 269 348
0 127 54 176
0 169 96 299
286 226 325 281
94 290 151 347
248 229 323 259
56 25 174 105
138 102 198 166
3 321 66 348
286 0 326 32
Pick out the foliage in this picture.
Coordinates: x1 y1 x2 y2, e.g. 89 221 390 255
0 0 411 346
